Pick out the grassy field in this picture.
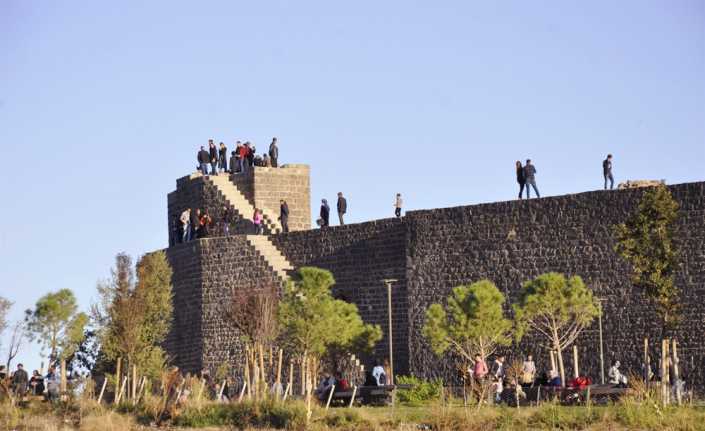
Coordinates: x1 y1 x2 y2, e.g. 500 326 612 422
3 396 705 430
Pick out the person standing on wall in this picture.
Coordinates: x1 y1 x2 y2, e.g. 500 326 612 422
337 192 347 225
238 141 248 174
523 159 540 198
269 137 279 168
197 146 210 175
516 161 526 199
603 154 614 190
320 199 330 227
218 142 228 173
245 142 255 168
394 193 403 217
180 208 191 242
191 208 201 240
208 140 219 175
229 150 238 174
279 199 290 233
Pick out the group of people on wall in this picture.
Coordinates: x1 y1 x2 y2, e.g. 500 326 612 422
515 154 615 199
196 137 280 176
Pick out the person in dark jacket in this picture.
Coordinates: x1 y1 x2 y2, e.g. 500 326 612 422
603 154 614 190
218 142 228 173
197 146 210 175
246 142 255 167
191 208 201 239
320 199 330 227
337 192 347 225
279 200 289 233
523 159 540 198
29 370 45 396
208 140 218 175
516 161 526 199
229 150 238 174
12 364 29 398
269 137 279 168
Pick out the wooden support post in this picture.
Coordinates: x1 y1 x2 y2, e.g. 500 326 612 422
573 345 579 378
301 353 307 396
661 339 668 405
135 376 147 404
349 385 357 408
275 349 283 398
288 360 294 399
116 357 121 397
325 384 336 410
259 344 266 390
644 338 649 384
218 380 227 401
60 359 67 395
132 365 138 401
672 339 681 405
283 383 291 401
244 356 251 398
549 350 556 374
97 378 108 404
115 376 128 404
238 382 247 402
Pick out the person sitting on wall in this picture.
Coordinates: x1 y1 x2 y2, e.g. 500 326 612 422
334 371 349 391
608 361 628 387
548 369 562 387
315 372 335 401
263 154 271 167
372 360 387 386
199 209 212 238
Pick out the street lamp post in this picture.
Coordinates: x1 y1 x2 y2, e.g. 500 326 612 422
382 279 398 386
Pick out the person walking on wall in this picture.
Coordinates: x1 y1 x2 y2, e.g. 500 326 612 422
603 154 614 190
269 137 279 168
320 199 330 227
253 208 264 234
394 193 403 217
197 146 210 175
218 142 228 173
279 199 290 233
208 140 219 175
516 161 526 199
337 192 347 225
180 208 191 242
523 159 540 198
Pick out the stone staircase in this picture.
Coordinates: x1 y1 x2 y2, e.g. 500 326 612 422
206 175 283 234
245 235 294 282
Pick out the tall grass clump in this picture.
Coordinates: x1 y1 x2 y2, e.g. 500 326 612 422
395 375 443 406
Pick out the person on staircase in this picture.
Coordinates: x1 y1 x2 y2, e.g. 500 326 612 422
269 137 279 168
197 146 210 175
320 199 330 228
337 192 347 225
238 142 249 174
208 140 219 176
279 200 290 233
253 208 264 235
229 149 239 174
221 205 233 236
218 142 228 173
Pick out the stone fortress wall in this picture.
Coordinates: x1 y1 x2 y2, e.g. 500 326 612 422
162 166 705 390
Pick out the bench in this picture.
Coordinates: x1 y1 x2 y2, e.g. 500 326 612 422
328 384 413 406
501 384 628 406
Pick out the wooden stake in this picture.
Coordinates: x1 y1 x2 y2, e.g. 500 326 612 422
275 349 283 398
283 382 291 401
218 380 227 401
259 343 266 390
572 345 580 378
116 357 121 397
644 338 650 384
132 365 138 401
115 376 128 404
325 384 336 410
288 360 294 399
60 359 67 395
301 353 307 396
238 382 247 402
349 385 357 408
97 378 108 404
244 356 251 398
672 339 681 405
135 376 147 404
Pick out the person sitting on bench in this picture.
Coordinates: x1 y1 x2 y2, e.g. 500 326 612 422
608 361 628 387
334 371 349 391
372 361 387 386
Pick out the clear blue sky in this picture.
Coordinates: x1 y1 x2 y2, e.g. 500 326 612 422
1 1 703 371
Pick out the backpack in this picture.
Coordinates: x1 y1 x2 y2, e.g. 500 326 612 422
378 372 387 385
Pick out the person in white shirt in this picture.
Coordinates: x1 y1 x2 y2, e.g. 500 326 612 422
522 354 536 385
394 193 403 218
180 209 191 242
372 361 387 386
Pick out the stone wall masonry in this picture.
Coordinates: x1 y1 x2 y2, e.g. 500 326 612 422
271 218 409 375
239 165 311 232
405 182 705 390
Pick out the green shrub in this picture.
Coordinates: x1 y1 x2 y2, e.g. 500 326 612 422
174 399 307 429
395 375 443 406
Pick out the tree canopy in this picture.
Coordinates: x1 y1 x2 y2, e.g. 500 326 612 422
94 251 173 379
423 280 513 362
513 272 598 386
277 267 382 362
25 288 87 363
614 184 681 330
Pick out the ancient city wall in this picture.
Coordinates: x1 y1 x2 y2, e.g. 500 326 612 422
405 182 705 389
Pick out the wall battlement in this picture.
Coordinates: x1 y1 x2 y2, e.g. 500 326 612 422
163 180 705 391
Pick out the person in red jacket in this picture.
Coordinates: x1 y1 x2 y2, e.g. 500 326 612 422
238 143 249 174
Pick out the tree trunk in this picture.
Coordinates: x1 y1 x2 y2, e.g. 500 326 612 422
557 347 566 387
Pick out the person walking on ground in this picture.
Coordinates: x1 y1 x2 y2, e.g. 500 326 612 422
337 192 347 225
269 137 279 168
253 208 264 235
394 193 403 217
180 208 191 242
320 199 330 227
279 200 290 233
197 146 210 175
208 140 218 175
516 161 526 199
218 142 228 173
603 154 614 190
523 159 540 198
12 364 29 398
